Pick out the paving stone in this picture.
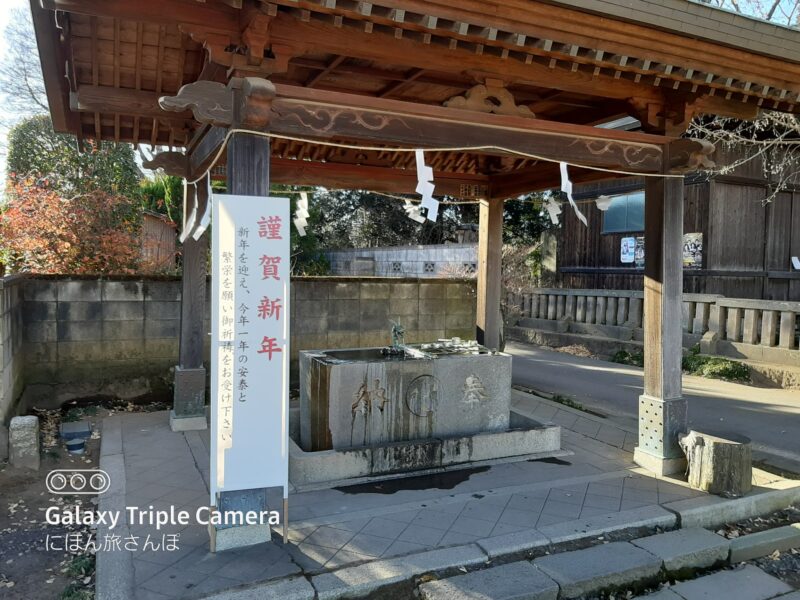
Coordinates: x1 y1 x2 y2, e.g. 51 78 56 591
312 544 488 600
638 589 684 599
538 505 676 546
631 528 729 572
668 564 793 600
200 575 315 599
419 561 558 600
534 541 662 599
359 516 410 539
729 524 800 563
9 415 40 470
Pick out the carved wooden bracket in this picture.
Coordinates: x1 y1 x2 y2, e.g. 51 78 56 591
668 138 716 173
160 80 234 127
629 95 700 136
179 10 293 76
444 81 535 118
142 151 190 178
159 77 275 130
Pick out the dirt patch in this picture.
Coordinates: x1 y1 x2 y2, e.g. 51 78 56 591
549 344 600 359
715 505 800 539
0 396 170 599
718 505 800 589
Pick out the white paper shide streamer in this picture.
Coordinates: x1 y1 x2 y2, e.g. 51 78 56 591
792 256 800 270
544 196 562 225
415 149 439 222
192 177 212 241
595 195 613 211
559 162 587 226
294 192 310 236
180 180 198 244
403 200 426 223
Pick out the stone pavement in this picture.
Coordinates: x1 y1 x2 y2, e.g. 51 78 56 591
103 395 717 600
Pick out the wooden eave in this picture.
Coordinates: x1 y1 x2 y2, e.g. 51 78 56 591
31 0 800 198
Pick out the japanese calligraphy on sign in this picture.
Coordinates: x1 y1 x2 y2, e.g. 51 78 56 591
211 195 290 502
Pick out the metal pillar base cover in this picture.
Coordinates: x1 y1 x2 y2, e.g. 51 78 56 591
635 393 687 475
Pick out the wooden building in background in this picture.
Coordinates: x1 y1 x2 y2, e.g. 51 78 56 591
558 145 800 301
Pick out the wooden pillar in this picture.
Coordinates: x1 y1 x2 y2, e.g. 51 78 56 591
212 117 273 551
634 165 688 475
171 183 209 431
476 198 503 349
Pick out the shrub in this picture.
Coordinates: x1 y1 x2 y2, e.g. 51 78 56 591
0 179 141 274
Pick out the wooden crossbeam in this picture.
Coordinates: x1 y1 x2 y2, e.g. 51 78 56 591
267 83 666 172
270 158 490 197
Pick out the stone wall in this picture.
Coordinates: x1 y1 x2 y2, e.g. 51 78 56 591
0 276 477 416
0 276 25 424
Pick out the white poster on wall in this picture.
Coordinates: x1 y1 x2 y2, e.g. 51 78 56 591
620 237 636 264
210 194 290 504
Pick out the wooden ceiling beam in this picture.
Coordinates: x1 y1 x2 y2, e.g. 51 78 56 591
489 164 613 199
71 85 192 121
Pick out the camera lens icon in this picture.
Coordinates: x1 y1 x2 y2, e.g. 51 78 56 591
47 470 110 495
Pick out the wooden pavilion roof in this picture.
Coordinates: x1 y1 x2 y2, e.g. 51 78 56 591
32 0 800 197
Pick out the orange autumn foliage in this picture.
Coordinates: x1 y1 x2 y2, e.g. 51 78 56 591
0 179 142 275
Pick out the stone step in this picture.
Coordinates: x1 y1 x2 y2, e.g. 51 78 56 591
639 564 793 600
418 561 558 600
533 541 662 599
729 523 800 563
631 528 729 573
420 528 737 600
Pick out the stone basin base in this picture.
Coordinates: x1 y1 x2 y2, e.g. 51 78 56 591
289 408 564 489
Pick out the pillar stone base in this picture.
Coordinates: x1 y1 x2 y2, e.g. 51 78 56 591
209 488 272 552
172 366 207 431
169 410 207 432
634 447 687 476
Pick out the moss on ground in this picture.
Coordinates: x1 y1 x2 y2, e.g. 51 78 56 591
610 346 750 384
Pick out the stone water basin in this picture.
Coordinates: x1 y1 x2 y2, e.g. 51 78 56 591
299 342 512 452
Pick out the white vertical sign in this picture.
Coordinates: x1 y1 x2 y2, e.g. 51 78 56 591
210 194 290 503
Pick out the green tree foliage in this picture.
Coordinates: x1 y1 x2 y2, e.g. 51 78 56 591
309 189 472 248
289 190 330 275
6 115 140 197
503 193 557 246
139 173 184 224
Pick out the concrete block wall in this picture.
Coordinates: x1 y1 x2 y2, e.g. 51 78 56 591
0 276 25 424
290 278 477 378
20 278 182 410
327 244 478 278
0 276 477 414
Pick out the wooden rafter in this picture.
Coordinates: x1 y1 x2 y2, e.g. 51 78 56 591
306 55 345 87
379 68 425 98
